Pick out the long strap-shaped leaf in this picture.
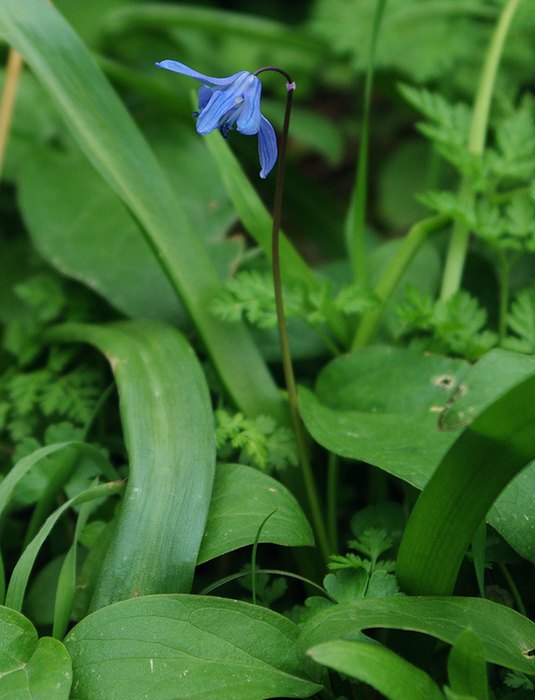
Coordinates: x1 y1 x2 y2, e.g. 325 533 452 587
397 373 535 596
0 0 284 421
47 321 215 610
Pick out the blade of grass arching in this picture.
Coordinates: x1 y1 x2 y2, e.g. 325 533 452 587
345 0 388 286
45 320 216 610
23 386 118 548
0 440 109 606
397 373 535 596
308 640 444 700
0 0 284 421
23 448 88 548
352 214 448 348
5 481 123 613
0 442 115 521
52 493 95 640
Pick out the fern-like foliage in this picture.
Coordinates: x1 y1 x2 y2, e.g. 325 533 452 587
215 409 297 472
308 0 523 86
210 270 377 354
0 271 109 469
396 287 497 361
504 287 535 354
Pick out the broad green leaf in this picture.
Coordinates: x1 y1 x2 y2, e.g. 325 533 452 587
448 629 489 700
308 639 443 700
397 373 535 595
440 349 535 430
299 346 465 487
198 463 313 564
299 596 535 675
0 606 71 699
18 146 184 324
0 0 284 420
18 126 239 324
439 348 535 561
301 346 535 561
64 594 322 700
46 321 215 609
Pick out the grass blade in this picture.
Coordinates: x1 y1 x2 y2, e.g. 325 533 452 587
5 481 123 612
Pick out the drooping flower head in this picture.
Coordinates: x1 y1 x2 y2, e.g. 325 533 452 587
155 60 277 179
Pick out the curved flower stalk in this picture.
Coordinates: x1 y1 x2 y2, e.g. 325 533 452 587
156 59 277 178
156 58 331 560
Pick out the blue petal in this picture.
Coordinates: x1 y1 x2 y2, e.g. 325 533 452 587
236 75 262 135
196 89 237 135
195 73 252 135
198 85 213 111
258 115 277 179
156 60 247 87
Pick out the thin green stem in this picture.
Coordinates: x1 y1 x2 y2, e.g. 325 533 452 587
440 0 523 300
198 568 327 597
352 215 448 349
498 562 527 616
346 0 388 285
258 67 330 562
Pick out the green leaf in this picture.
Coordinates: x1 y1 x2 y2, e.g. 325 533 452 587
5 481 123 613
308 639 443 700
299 346 465 487
506 287 535 354
18 125 241 324
397 372 535 596
447 629 489 700
301 346 535 561
64 594 322 700
17 147 185 324
46 321 215 609
0 606 71 699
0 0 284 420
299 596 535 675
424 346 535 565
0 442 115 521
198 463 313 564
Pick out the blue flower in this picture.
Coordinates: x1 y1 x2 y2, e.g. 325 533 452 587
156 60 277 179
